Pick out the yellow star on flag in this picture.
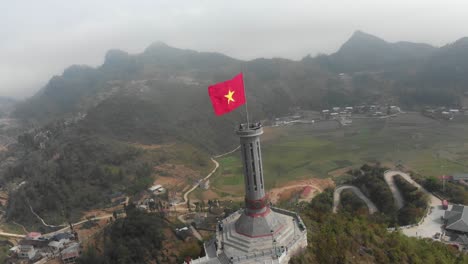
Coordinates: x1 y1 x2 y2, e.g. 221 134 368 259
224 89 236 104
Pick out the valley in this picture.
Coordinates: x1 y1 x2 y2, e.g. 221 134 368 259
202 112 468 203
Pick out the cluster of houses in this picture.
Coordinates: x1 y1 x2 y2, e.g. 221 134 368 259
423 107 465 120
272 115 314 127
321 106 354 120
135 184 170 212
322 104 401 120
7 231 80 264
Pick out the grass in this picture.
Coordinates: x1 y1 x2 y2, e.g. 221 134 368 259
0 242 10 264
209 113 468 198
0 222 26 234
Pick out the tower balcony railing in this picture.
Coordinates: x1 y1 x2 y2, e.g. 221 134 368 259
236 122 263 136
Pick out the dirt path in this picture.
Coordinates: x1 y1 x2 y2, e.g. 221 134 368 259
177 214 203 241
42 214 114 237
28 202 67 228
333 185 378 214
0 231 25 238
0 214 113 239
268 179 334 204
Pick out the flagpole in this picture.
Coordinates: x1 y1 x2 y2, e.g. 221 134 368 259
242 71 250 128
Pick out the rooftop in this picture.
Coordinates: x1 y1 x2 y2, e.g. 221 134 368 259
445 205 468 233
452 173 468 180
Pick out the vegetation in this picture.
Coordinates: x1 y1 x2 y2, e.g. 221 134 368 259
77 205 166 264
339 189 369 215
0 240 12 264
2 121 211 229
345 165 429 226
290 191 468 264
210 114 468 200
394 175 428 225
418 175 468 204
350 165 396 216
5 133 151 229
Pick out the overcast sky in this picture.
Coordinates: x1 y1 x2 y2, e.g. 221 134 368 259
2 0 468 98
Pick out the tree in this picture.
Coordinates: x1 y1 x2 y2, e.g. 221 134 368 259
79 205 165 263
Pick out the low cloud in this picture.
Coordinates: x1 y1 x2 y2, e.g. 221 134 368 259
1 0 468 98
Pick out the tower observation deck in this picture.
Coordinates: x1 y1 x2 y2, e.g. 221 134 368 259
186 123 307 264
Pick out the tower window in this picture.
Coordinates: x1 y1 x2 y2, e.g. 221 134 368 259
243 144 250 190
250 143 257 189
257 142 263 186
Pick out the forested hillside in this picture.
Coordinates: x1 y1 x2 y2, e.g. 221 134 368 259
13 31 468 152
1 120 212 229
290 189 468 264
13 43 335 152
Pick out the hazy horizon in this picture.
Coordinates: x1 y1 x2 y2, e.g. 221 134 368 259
2 0 468 99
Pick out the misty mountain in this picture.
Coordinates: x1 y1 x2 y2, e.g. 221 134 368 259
12 31 468 150
324 30 436 73
421 37 468 87
13 42 335 151
0 96 17 118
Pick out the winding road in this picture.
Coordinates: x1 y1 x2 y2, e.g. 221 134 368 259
176 146 240 207
383 170 440 209
333 170 440 214
333 185 378 214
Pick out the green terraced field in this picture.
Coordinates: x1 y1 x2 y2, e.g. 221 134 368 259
209 113 468 198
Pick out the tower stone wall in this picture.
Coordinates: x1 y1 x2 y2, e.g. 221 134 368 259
237 124 268 216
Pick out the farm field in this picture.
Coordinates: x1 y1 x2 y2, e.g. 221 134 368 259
207 113 468 199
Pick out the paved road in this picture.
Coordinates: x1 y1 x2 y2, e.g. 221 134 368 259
333 170 441 216
383 170 440 210
333 185 378 214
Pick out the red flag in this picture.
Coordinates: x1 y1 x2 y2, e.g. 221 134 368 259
208 73 246 116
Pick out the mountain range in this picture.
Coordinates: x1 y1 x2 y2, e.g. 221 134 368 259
11 31 468 151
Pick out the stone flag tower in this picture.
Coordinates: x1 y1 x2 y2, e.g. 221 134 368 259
188 123 307 264
234 123 284 238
